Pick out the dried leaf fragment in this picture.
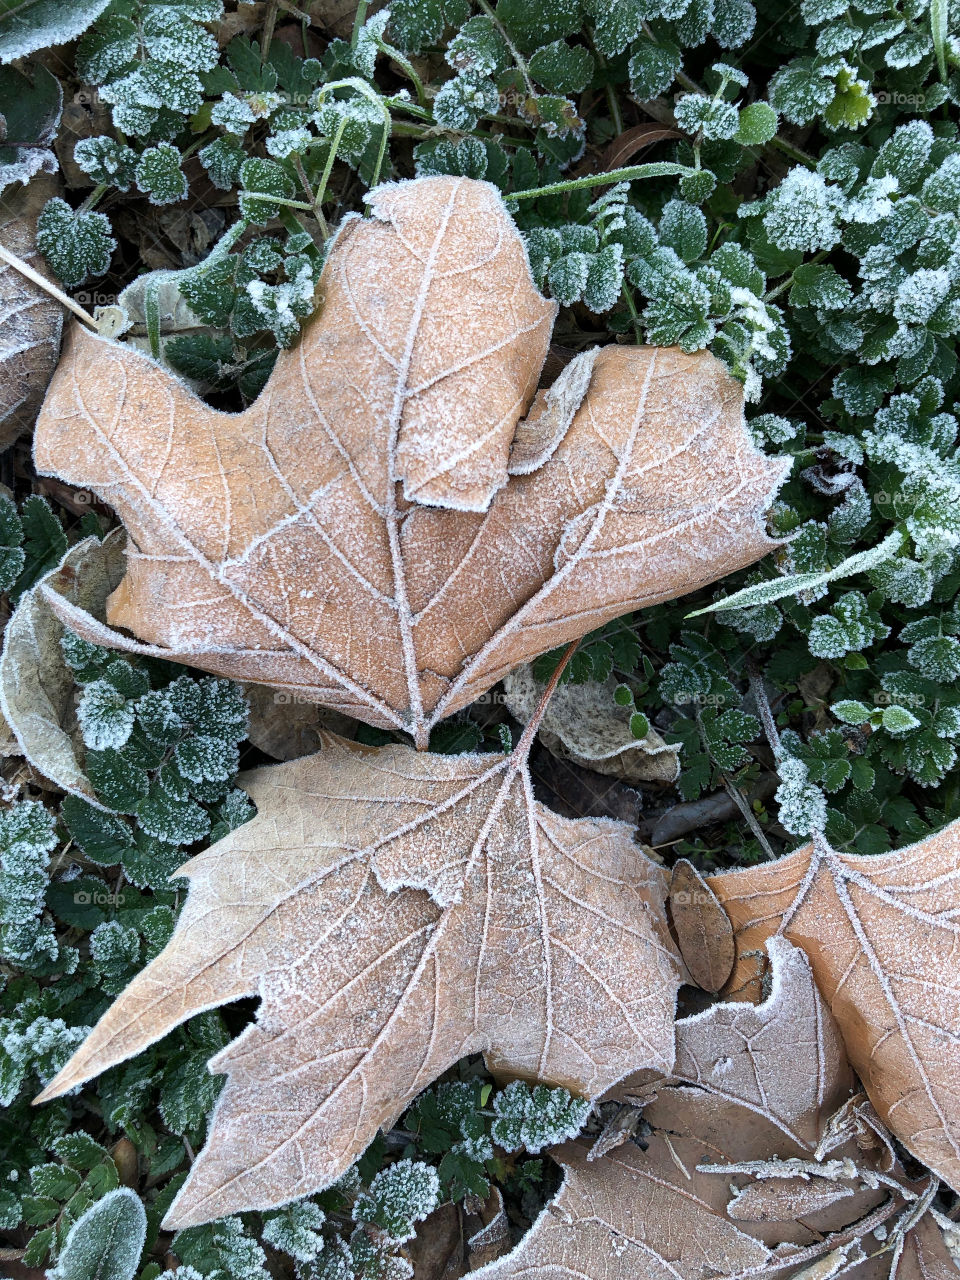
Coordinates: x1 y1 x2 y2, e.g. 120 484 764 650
0 174 63 449
34 176 788 746
709 828 960 1193
37 730 682 1227
0 530 125 806
479 939 953 1280
668 858 735 992
504 665 681 784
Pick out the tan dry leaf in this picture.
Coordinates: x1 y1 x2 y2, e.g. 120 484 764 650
708 828 960 1193
0 530 125 805
668 858 735 993
503 665 681 784
34 176 788 747
478 940 955 1280
0 174 64 450
36 729 682 1227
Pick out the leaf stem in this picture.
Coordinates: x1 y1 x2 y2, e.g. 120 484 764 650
510 162 692 202
0 243 108 333
316 77 392 187
513 640 580 761
351 0 369 48
746 657 782 760
376 40 427 107
476 0 536 98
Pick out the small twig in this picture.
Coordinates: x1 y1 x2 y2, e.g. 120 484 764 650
719 772 778 861
476 0 536 97
260 0 280 61
747 657 782 759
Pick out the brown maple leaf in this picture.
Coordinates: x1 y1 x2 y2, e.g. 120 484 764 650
33 175 787 747
478 938 957 1280
36 725 682 1227
708 828 960 1195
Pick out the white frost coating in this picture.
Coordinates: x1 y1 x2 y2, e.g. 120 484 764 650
508 348 601 475
671 935 850 1147
0 534 127 809
38 731 682 1228
46 1186 146 1280
0 0 112 63
34 176 789 749
711 826 960 1193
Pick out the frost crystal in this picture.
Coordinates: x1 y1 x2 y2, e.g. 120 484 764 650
77 678 136 751
0 801 58 970
262 1199 327 1262
490 1080 591 1153
774 757 827 836
36 198 116 289
894 268 952 326
0 1015 90 1105
353 1159 441 1243
759 169 845 252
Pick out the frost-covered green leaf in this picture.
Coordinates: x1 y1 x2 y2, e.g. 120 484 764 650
47 1187 145 1280
135 141 188 205
73 136 138 190
0 801 57 971
0 0 111 63
36 198 116 289
490 1081 590 1153
353 1160 441 1243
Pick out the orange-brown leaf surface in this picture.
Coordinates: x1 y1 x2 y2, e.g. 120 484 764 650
36 731 682 1227
709 827 960 1194
33 176 787 746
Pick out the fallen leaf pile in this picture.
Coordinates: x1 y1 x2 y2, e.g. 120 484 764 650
709 829 960 1193
22 175 960 1270
32 174 787 747
480 938 958 1279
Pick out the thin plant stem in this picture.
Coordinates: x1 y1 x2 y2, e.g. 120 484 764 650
260 0 280 61
0 243 106 332
513 640 580 761
511 161 693 201
351 0 369 47
377 40 427 107
477 0 536 97
77 181 108 214
240 191 315 212
317 77 392 187
311 114 349 235
720 773 778 861
747 657 783 759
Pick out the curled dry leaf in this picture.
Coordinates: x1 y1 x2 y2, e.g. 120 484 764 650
34 175 788 747
467 1187 512 1271
0 530 124 806
708 828 960 1193
242 680 356 761
479 939 956 1280
0 173 64 450
503 665 681 784
668 858 735 993
36 728 682 1227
